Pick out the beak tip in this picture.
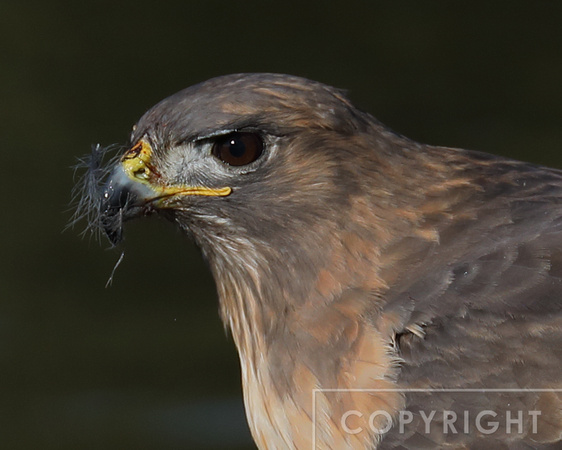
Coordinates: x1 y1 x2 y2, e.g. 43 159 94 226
99 166 136 246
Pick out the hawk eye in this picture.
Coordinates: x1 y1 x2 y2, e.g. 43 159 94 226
211 132 263 166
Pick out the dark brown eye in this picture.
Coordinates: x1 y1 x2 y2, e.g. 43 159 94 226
211 132 263 166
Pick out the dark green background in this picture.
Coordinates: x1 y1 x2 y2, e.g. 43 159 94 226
2 1 561 449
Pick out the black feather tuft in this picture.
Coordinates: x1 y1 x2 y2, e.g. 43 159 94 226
68 143 124 245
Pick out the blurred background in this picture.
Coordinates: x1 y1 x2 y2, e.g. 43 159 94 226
2 1 562 449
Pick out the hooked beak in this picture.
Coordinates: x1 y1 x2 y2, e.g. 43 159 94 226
100 140 231 245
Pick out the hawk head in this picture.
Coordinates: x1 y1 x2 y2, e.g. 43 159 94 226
100 73 378 246
93 73 425 317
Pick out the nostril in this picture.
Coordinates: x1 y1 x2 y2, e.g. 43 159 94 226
133 167 150 180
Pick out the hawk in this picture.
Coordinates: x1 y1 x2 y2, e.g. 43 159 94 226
77 74 562 448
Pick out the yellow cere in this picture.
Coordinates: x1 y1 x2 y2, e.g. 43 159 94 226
121 140 232 200
122 140 153 180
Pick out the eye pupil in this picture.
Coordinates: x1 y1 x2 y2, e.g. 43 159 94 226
228 138 246 158
212 132 263 166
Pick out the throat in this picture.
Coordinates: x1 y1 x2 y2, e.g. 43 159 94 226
214 263 405 448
